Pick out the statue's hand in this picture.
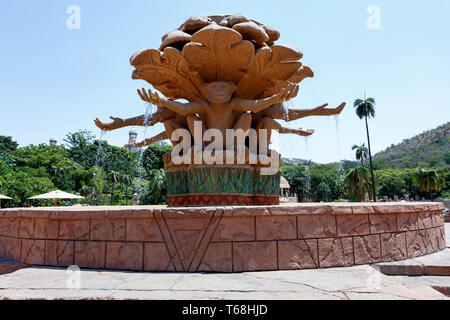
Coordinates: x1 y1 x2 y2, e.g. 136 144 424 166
134 140 146 148
299 128 315 136
276 84 299 103
314 103 329 112
137 88 167 106
94 116 125 131
313 102 345 115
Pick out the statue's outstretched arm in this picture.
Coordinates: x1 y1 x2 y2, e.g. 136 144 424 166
134 131 168 148
260 102 345 121
94 108 176 131
138 88 204 116
233 84 298 113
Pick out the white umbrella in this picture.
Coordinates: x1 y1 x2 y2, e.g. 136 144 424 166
28 190 84 200
0 194 12 209
28 190 84 206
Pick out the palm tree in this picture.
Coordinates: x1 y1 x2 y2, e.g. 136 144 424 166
352 143 369 166
121 174 133 205
344 166 372 202
107 171 120 205
412 168 444 202
149 169 166 199
79 185 92 198
354 95 377 201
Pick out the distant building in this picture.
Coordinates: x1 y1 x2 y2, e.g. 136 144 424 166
280 176 297 202
49 136 57 146
124 129 140 152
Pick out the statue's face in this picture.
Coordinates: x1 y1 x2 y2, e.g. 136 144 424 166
205 81 236 103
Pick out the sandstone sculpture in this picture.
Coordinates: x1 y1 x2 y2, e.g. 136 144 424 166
94 13 345 206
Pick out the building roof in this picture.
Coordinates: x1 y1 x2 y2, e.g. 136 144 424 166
280 176 290 188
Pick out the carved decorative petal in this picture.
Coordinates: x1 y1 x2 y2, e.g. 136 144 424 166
237 44 311 99
182 24 255 84
130 47 203 101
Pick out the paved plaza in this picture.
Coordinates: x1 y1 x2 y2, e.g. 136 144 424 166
0 223 448 300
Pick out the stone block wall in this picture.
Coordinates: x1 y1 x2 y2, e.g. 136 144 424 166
0 203 446 272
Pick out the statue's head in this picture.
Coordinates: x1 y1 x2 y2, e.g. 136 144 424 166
202 81 237 104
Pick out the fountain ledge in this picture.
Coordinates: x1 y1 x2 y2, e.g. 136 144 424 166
0 202 446 272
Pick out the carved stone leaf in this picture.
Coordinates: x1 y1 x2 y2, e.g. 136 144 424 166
182 24 255 84
130 47 203 101
288 66 314 83
237 44 307 99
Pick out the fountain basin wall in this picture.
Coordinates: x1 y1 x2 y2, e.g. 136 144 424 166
0 203 446 272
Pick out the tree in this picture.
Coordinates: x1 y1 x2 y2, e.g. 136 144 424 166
79 185 92 198
107 171 120 205
280 165 310 202
354 95 377 201
0 136 18 153
142 142 173 174
64 130 96 167
412 168 444 201
352 143 369 166
344 166 372 202
140 169 167 205
120 174 133 205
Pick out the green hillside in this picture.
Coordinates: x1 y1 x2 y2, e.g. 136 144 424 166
373 122 450 168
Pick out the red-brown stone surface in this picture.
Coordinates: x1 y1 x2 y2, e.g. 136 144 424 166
44 240 58 265
437 225 446 249
336 215 369 236
59 219 89 240
0 217 19 237
318 237 354 268
19 218 35 238
278 239 318 269
212 216 254 242
90 219 125 241
126 218 163 242
425 228 439 254
0 203 445 272
164 217 212 270
418 211 433 229
105 242 143 271
2 236 21 261
144 243 171 271
256 215 296 240
56 241 75 266
353 234 381 264
74 241 106 268
198 242 232 272
369 214 397 234
406 230 427 258
20 239 45 265
297 214 336 239
397 213 418 231
34 219 59 239
380 232 407 261
233 241 277 271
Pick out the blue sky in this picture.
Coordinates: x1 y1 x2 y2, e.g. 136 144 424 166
0 0 449 163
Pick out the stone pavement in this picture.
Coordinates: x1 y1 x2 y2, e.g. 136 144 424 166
0 263 447 300
376 248 450 276
0 222 448 300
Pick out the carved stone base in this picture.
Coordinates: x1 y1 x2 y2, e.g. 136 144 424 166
166 165 280 207
0 203 445 272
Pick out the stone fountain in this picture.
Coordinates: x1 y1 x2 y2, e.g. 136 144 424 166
0 14 446 273
94 13 345 207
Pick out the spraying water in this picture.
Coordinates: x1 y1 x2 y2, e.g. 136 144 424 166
333 114 342 160
136 102 154 202
95 130 107 168
282 100 294 122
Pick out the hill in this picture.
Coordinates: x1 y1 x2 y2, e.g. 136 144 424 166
373 122 450 168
